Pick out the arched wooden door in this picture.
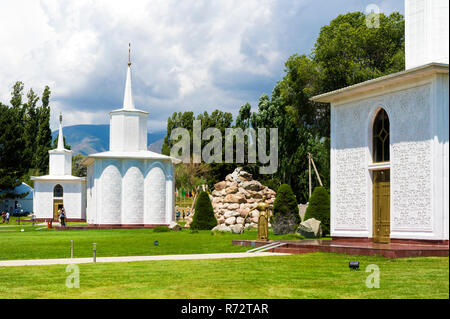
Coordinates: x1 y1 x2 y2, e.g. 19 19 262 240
373 170 390 243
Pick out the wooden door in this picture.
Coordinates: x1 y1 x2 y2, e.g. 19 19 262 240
53 200 63 221
373 170 390 243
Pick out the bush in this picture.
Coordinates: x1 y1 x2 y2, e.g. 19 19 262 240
153 226 170 232
190 191 218 230
304 186 330 235
271 184 300 234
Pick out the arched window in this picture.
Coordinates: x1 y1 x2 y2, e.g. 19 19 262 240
53 184 63 198
373 109 390 163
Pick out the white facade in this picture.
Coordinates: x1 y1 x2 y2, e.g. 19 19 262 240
313 66 448 241
310 0 449 242
31 117 86 220
405 0 449 69
83 57 178 226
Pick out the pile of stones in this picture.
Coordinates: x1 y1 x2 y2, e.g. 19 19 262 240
209 167 276 233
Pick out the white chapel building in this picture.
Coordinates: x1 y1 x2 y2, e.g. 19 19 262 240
31 116 86 221
311 0 449 243
82 52 179 226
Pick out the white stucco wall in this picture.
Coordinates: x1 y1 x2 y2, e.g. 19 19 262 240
33 180 86 220
109 111 148 152
87 158 174 225
331 74 449 240
405 0 449 69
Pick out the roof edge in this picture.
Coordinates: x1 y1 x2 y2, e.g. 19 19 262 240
310 62 449 104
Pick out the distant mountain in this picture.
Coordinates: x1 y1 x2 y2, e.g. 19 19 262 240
52 124 166 155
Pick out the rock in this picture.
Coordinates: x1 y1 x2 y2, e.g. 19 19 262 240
236 217 245 225
224 211 240 218
227 203 240 210
225 217 236 225
226 186 239 194
212 224 231 232
230 224 244 234
214 181 227 191
224 193 246 203
241 180 263 191
168 221 182 231
225 174 233 182
237 207 250 217
298 204 308 222
250 210 259 218
272 215 299 235
239 170 252 181
297 218 322 238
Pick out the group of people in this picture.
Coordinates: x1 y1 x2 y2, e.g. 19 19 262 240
175 210 190 221
1 211 10 224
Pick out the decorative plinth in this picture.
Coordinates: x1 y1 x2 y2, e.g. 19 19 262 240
232 240 449 258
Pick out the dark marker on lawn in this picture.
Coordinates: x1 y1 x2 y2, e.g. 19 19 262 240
349 261 360 270
154 240 159 246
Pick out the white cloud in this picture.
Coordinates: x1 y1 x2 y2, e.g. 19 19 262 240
0 0 404 131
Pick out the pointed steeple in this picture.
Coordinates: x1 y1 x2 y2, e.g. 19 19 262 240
123 43 135 109
57 113 65 150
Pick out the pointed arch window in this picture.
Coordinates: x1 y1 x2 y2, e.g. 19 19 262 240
372 109 390 163
54 184 63 198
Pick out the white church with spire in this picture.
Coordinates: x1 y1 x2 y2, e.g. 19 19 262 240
81 45 179 226
31 114 87 221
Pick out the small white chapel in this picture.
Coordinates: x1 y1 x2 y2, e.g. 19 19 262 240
311 0 449 243
31 115 86 221
81 47 179 226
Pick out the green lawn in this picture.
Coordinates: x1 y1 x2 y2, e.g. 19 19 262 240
0 226 306 260
0 253 447 299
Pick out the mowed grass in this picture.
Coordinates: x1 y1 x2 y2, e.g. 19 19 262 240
0 226 307 260
0 253 448 299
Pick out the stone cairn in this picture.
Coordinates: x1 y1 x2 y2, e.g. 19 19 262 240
208 167 276 233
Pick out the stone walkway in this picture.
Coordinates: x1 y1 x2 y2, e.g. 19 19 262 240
0 252 289 267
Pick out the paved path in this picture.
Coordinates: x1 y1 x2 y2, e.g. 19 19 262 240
0 252 289 267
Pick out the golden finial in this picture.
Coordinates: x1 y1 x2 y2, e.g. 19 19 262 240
128 43 131 67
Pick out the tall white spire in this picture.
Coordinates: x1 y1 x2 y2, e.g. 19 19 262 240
57 113 65 150
123 43 135 109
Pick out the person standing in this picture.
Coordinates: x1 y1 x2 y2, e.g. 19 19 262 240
5 211 10 224
1 211 5 224
60 208 66 227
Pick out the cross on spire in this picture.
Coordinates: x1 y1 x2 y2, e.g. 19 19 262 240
123 43 135 109
128 43 131 67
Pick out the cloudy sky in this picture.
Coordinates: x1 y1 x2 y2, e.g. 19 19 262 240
0 0 404 132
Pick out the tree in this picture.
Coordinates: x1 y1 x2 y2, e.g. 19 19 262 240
271 184 299 234
0 103 26 194
22 88 40 170
72 154 87 177
190 191 217 230
34 86 52 173
304 186 330 235
314 12 405 94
